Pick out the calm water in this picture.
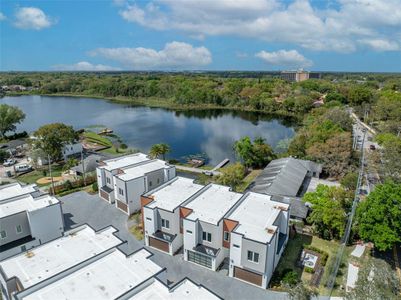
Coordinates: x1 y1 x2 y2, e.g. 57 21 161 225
1 95 295 165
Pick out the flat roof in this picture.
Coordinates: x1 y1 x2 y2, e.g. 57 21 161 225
228 192 288 243
185 184 242 225
0 194 59 218
0 226 122 289
23 249 163 300
117 159 171 181
146 177 204 212
130 278 220 300
100 153 149 171
0 183 37 201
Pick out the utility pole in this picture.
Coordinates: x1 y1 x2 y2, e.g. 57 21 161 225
48 154 55 195
81 151 86 186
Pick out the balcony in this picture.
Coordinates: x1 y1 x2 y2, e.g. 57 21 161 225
193 244 220 257
152 230 176 243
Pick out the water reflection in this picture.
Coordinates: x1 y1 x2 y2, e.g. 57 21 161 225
2 96 295 165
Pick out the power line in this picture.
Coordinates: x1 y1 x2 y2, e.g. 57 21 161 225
326 128 367 296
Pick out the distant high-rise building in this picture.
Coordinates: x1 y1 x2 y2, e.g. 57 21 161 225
281 70 321 82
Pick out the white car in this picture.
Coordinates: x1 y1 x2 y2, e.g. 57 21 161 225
15 164 32 173
3 159 16 166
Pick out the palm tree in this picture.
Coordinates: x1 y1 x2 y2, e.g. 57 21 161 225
158 143 170 161
149 144 162 159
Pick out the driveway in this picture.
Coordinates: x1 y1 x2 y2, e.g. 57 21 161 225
61 191 287 300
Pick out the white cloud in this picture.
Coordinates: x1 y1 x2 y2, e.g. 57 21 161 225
14 7 54 30
358 38 400 51
256 49 313 68
53 61 120 71
117 0 401 52
89 41 212 69
0 12 6 21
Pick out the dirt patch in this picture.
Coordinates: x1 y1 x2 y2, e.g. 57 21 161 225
36 176 64 184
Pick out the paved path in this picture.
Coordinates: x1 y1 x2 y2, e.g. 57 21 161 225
61 191 287 300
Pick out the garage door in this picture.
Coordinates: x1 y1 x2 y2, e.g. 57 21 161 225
149 237 169 252
100 190 109 201
116 200 128 213
187 250 212 269
234 267 263 286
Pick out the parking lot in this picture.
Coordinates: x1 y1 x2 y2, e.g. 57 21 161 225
61 191 287 300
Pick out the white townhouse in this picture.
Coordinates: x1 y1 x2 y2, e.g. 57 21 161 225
0 225 122 299
96 153 176 215
0 183 64 260
0 223 221 300
226 192 290 288
141 177 204 255
182 184 243 271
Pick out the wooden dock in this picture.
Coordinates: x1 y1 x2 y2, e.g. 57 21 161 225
212 158 230 171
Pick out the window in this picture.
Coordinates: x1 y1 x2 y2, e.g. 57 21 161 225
202 231 212 242
16 225 22 234
186 230 193 234
233 244 240 248
149 181 153 187
247 250 259 263
21 245 26 252
118 188 124 196
0 230 6 239
161 218 170 229
157 178 160 184
146 217 152 221
106 177 111 184
223 231 230 242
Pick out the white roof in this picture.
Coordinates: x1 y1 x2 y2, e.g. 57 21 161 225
0 226 121 289
23 249 163 300
228 192 288 243
185 184 242 225
346 263 359 290
0 183 37 201
100 153 149 171
0 194 59 218
146 177 204 212
117 160 171 181
130 278 220 300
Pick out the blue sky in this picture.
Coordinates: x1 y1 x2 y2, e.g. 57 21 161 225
1 0 400 72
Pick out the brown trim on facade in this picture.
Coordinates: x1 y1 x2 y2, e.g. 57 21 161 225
140 195 155 228
222 218 239 248
116 200 128 213
148 236 169 253
99 189 110 202
179 207 193 233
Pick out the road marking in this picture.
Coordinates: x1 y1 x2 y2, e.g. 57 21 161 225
394 245 401 294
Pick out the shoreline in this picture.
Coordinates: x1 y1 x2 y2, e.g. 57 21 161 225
3 92 301 121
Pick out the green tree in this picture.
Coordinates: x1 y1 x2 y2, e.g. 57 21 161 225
233 136 254 168
0 104 26 138
348 86 374 106
340 172 358 191
0 149 10 162
346 258 400 300
32 123 77 161
233 136 275 168
303 185 351 240
158 143 170 160
217 163 246 190
356 181 401 251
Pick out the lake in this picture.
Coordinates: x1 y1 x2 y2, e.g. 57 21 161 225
1 95 295 165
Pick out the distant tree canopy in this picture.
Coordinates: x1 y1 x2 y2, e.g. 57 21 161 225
217 162 246 190
32 123 77 161
0 104 26 138
356 181 401 251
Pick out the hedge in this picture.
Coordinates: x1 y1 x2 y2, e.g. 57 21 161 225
303 244 329 266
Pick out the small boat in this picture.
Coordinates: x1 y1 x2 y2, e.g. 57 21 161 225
188 158 205 167
99 128 113 135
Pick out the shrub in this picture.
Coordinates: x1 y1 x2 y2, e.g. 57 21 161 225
303 245 329 266
282 270 299 286
92 182 98 192
304 266 315 273
42 169 47 177
120 143 128 149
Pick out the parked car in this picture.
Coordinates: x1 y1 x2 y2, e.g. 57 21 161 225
369 144 376 150
15 164 32 173
3 159 16 166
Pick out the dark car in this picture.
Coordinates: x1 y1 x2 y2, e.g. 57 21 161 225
369 145 376 150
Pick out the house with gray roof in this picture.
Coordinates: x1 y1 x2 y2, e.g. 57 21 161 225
248 157 321 220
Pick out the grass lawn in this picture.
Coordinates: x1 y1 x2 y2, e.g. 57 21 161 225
82 131 113 147
17 164 64 186
275 233 353 295
100 146 131 155
236 169 262 192
129 211 143 240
